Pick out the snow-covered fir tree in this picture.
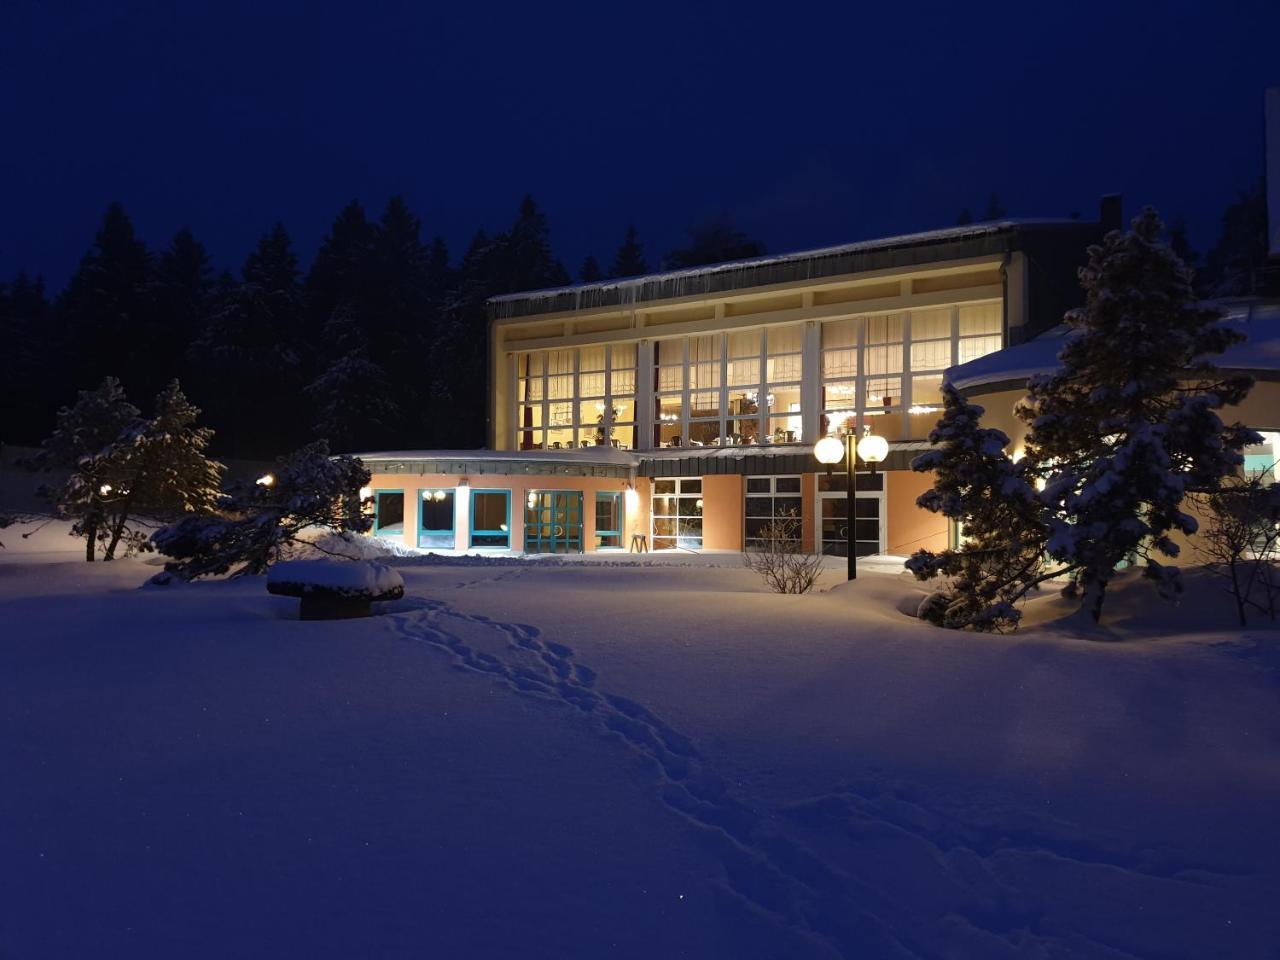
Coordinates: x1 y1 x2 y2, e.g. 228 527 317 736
306 305 401 452
906 383 1050 631
30 377 141 561
153 440 371 579
98 380 225 560
1019 207 1258 622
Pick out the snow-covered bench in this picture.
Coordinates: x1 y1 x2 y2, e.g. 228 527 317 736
266 560 405 620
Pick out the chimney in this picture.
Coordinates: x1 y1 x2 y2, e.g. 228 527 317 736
1099 194 1123 233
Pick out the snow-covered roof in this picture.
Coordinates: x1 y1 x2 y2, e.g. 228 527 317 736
948 300 1280 392
490 218 1099 319
349 447 639 467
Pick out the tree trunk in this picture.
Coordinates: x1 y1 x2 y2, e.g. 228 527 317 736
1082 573 1107 623
103 497 134 561
84 518 97 562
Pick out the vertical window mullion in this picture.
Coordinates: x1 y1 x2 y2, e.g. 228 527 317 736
721 335 732 448
603 344 613 444
758 329 768 443
855 317 865 436
539 352 549 450
681 337 690 445
572 348 581 446
900 313 911 439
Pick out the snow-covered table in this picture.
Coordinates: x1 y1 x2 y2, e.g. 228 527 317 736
266 560 405 620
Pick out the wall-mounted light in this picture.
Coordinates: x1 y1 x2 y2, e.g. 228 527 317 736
256 473 275 487
359 486 373 501
98 483 113 496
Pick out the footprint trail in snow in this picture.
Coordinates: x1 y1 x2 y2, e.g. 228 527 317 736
382 596 1244 960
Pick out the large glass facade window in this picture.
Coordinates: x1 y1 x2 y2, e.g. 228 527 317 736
744 476 803 548
516 297 1004 452
651 478 702 550
470 490 510 548
517 344 639 450
820 303 1002 442
418 489 455 549
766 326 803 443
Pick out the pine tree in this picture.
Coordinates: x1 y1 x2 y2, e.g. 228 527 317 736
580 255 603 283
1200 176 1270 297
610 224 648 278
983 193 1007 220
154 228 214 390
906 383 1050 631
306 305 402 452
0 272 53 444
306 200 377 333
30 377 141 561
57 203 157 398
153 440 371 579
664 214 764 269
1019 207 1258 621
99 380 225 560
192 224 308 456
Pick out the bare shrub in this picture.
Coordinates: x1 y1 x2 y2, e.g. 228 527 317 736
743 509 825 594
1195 473 1280 626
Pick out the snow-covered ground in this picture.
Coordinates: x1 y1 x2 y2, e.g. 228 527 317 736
2 522 1278 959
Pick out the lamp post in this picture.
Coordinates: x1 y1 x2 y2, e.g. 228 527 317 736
814 426 888 580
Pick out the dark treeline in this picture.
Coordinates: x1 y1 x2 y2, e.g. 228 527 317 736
0 196 766 458
3 183 1268 460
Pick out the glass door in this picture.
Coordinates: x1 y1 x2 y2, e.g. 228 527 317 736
595 492 623 549
817 472 884 557
524 491 584 554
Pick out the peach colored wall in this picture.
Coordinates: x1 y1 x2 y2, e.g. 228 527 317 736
366 472 637 552
701 474 744 550
632 477 651 550
800 472 817 552
886 471 948 556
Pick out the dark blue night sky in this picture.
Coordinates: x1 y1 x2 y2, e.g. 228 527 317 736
2 0 1277 288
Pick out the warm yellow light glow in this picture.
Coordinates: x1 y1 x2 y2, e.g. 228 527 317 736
527 491 538 508
1012 446 1026 463
857 433 889 464
433 490 446 501
256 473 275 487
695 498 704 510
358 486 373 501
813 435 844 465
624 487 639 510
98 483 112 496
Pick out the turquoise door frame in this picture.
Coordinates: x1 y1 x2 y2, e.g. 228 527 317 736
373 488 404 537
524 489 584 554
594 491 623 549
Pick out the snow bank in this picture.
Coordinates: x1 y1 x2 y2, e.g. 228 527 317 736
266 559 404 597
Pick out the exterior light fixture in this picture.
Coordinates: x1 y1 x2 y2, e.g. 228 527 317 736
813 436 843 466
813 425 887 581
256 473 275 487
98 483 113 496
358 486 373 501
624 483 639 510
856 430 889 466
433 490 446 501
